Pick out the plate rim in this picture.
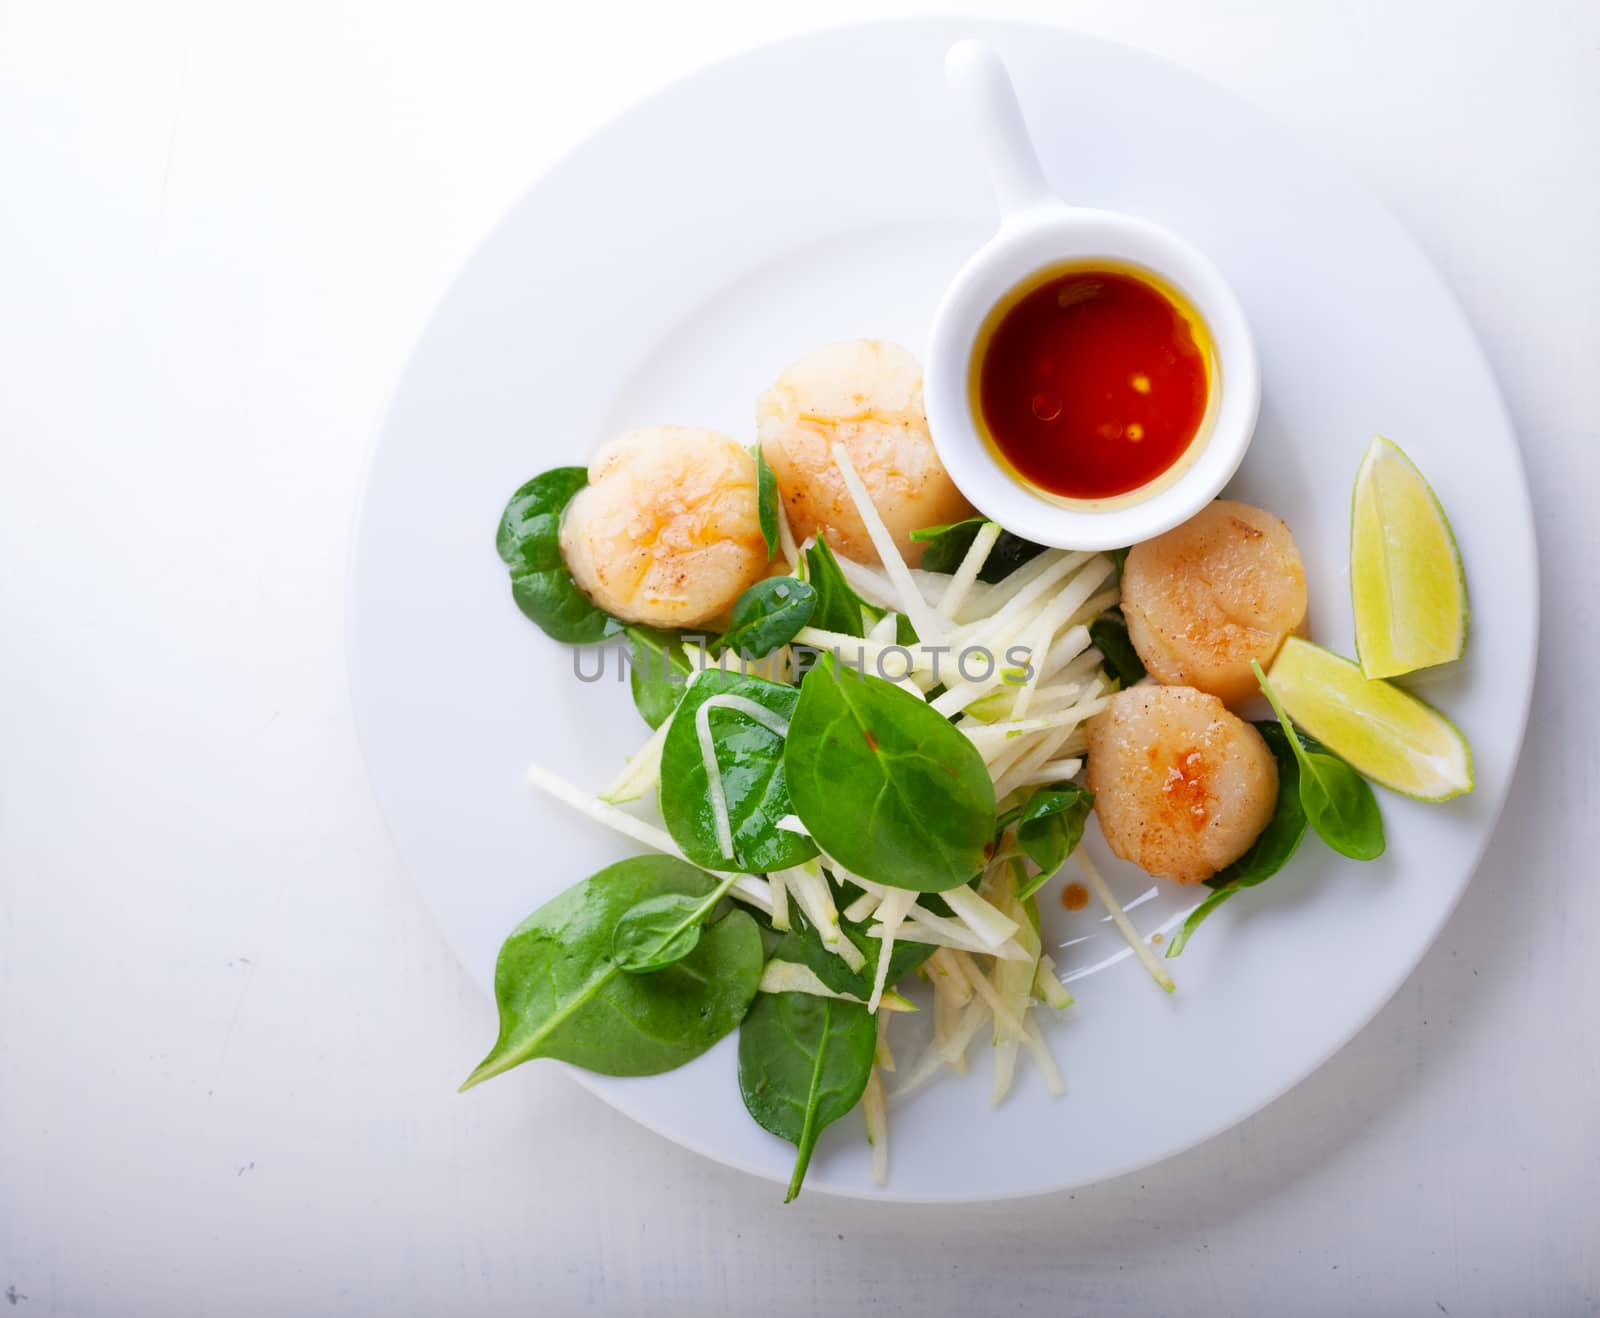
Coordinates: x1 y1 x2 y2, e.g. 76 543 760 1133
344 15 1540 1204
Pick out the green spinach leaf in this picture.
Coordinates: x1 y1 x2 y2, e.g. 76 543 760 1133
738 991 877 1201
1209 722 1314 889
1088 608 1146 688
776 917 933 1001
1165 721 1311 958
659 669 818 873
610 873 738 974
716 577 816 660
496 469 622 645
911 517 1046 583
784 655 996 891
800 535 881 638
755 446 781 560
626 625 692 729
461 855 762 1087
1253 661 1385 861
1012 782 1094 897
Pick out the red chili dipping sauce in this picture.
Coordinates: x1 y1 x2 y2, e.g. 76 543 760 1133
972 265 1213 500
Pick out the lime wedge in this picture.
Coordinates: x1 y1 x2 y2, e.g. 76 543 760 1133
1267 636 1472 800
1350 436 1467 678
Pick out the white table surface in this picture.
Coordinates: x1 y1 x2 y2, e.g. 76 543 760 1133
1 1 1595 1314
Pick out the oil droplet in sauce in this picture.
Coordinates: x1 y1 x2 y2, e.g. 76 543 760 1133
1061 881 1089 911
972 264 1213 500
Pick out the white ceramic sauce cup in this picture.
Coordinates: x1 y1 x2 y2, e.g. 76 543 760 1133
925 40 1261 551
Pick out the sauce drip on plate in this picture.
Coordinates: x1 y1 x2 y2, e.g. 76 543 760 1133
973 265 1213 500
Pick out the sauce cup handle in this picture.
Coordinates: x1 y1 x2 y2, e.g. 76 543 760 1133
945 39 1057 221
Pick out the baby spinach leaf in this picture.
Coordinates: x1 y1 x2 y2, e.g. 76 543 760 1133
611 893 707 972
461 855 762 1087
755 445 781 560
911 517 1046 583
738 991 877 1201
626 625 692 729
1165 721 1310 959
716 578 816 660
496 468 623 645
1209 722 1314 889
1012 782 1094 897
1253 661 1385 861
784 655 996 891
800 535 881 638
659 669 818 873
1298 752 1386 860
610 873 739 974
777 915 933 1001
1088 608 1145 687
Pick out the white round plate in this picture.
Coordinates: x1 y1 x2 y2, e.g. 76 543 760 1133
348 19 1537 1202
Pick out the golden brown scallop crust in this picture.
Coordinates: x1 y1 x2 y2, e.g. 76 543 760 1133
1121 500 1308 707
757 340 973 566
1086 685 1278 884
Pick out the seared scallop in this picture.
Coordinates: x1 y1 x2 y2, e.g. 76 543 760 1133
756 339 974 565
559 426 768 629
1121 499 1308 706
1086 685 1278 884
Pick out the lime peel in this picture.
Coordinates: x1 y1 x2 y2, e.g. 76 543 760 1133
1350 435 1468 679
1267 637 1473 802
